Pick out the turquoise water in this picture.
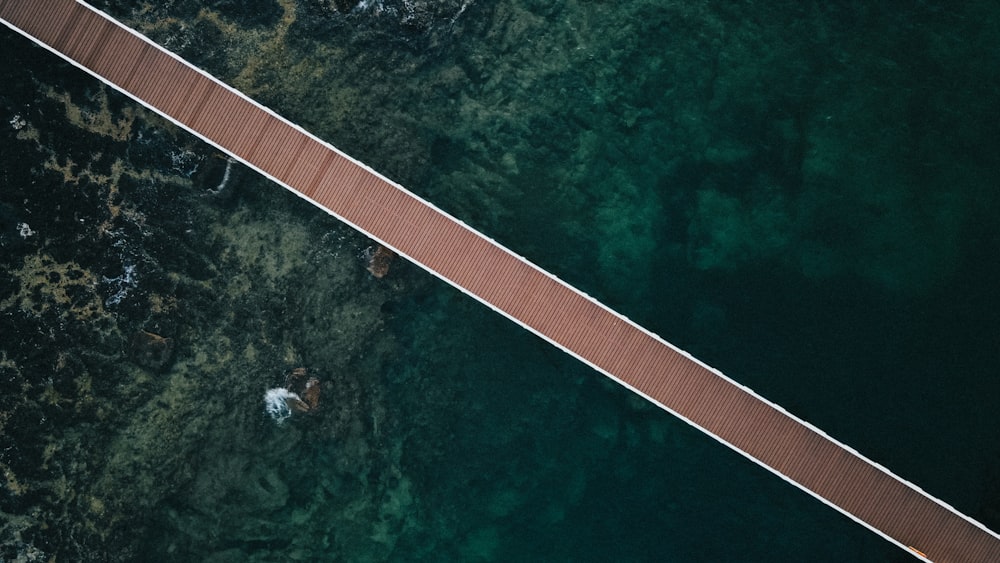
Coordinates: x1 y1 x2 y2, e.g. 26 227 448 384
371 287 902 561
2 0 999 560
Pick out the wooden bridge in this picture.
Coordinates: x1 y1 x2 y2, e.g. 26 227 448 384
3 1 998 560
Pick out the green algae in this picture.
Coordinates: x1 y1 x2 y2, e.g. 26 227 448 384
1 28 408 559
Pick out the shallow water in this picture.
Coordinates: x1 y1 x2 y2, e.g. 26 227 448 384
2 0 999 560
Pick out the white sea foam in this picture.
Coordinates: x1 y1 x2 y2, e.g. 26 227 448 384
170 149 202 177
103 263 138 307
263 388 301 424
354 0 386 14
207 158 234 196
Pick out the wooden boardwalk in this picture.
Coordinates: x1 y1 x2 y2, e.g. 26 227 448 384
3 1 999 560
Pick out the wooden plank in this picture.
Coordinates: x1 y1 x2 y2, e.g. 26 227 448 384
275 132 309 185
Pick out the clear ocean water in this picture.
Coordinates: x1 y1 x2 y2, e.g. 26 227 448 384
2 1 998 561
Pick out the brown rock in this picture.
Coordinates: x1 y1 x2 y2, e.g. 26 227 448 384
285 395 312 413
300 377 321 410
284 367 320 412
128 331 175 371
366 245 395 278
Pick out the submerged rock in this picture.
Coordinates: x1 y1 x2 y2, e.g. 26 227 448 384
129 330 175 371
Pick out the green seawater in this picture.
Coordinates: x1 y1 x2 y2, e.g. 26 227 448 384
2 0 999 561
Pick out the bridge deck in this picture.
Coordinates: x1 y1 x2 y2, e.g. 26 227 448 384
3 1 998 560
